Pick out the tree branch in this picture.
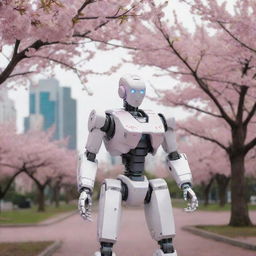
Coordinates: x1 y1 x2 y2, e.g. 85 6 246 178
195 50 205 72
244 137 256 154
9 71 35 78
0 40 58 85
77 4 137 21
24 169 43 189
13 40 20 57
76 0 95 15
32 55 77 71
157 26 235 127
0 169 24 198
243 101 256 127
180 126 229 152
73 4 137 37
218 22 256 54
0 162 20 169
84 37 138 50
166 99 223 118
201 77 241 94
236 86 248 123
226 100 236 118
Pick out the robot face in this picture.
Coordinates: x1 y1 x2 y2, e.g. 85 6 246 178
119 75 146 108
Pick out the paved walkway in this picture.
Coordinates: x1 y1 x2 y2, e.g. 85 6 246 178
0 207 255 256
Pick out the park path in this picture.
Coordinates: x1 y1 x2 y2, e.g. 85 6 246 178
0 207 256 256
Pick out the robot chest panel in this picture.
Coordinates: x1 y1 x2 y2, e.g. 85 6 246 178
104 109 165 155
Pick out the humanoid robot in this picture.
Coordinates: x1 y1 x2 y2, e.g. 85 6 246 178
77 74 198 256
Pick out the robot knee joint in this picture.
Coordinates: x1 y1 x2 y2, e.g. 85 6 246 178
158 238 174 253
100 242 113 256
120 180 128 201
144 184 153 204
103 179 122 192
145 178 168 204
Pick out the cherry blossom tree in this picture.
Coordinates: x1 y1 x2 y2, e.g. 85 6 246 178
115 0 256 226
49 151 76 208
0 127 76 211
179 133 231 206
19 131 76 211
0 124 24 202
179 119 256 207
0 0 142 89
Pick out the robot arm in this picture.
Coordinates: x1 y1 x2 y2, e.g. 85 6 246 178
77 109 107 220
77 109 106 192
160 114 198 212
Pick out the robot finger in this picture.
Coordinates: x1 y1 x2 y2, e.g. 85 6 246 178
80 211 87 220
184 206 195 212
80 210 92 221
184 202 191 212
79 199 86 210
184 206 192 212
191 197 199 210
85 209 93 222
183 189 188 201
188 188 196 197
79 201 87 214
79 202 85 211
184 200 198 212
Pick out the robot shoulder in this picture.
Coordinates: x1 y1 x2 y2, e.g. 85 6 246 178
88 109 107 132
158 112 176 131
87 109 116 139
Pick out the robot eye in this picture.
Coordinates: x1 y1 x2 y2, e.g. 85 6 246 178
130 89 136 94
140 89 145 94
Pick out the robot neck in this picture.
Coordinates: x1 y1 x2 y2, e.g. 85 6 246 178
123 100 138 113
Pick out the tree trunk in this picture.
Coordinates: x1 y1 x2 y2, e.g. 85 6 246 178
53 184 61 208
37 186 45 212
0 186 2 213
229 153 252 226
215 174 230 207
64 186 72 204
0 170 23 201
203 177 214 206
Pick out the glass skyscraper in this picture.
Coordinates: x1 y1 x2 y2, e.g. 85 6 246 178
24 78 77 149
0 89 16 125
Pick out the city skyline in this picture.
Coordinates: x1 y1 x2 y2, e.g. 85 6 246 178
24 78 77 150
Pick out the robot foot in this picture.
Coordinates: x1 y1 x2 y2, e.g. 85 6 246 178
153 249 177 256
93 252 116 256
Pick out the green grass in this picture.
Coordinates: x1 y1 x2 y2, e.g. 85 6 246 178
197 225 256 238
0 241 53 256
0 204 76 225
171 199 256 211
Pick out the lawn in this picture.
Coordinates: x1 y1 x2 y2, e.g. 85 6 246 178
0 204 76 225
171 199 256 211
0 241 53 256
197 225 256 238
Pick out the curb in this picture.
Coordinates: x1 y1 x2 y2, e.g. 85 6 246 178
183 226 256 251
0 211 77 228
37 240 62 256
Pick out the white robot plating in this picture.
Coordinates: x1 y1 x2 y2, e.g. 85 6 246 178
77 74 198 256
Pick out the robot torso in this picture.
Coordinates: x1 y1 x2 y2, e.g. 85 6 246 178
103 109 165 156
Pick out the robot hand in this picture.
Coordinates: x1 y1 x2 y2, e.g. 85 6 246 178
182 183 198 212
78 188 93 221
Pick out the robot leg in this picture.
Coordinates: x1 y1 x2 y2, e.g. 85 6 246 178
95 179 122 256
144 179 177 256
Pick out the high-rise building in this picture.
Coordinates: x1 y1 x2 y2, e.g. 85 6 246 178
0 90 16 125
24 78 77 149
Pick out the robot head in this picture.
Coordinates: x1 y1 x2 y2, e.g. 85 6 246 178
118 74 146 108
